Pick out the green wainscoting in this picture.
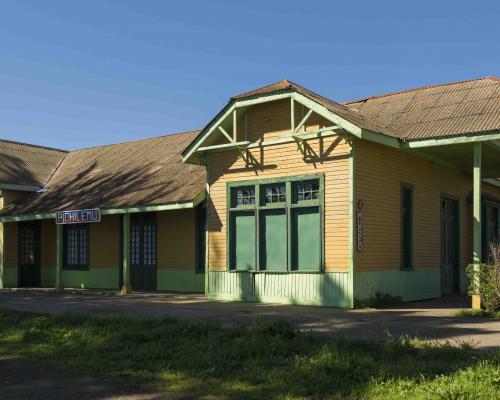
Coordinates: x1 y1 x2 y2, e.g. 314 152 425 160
2 266 18 287
63 268 119 289
157 268 204 293
355 268 441 302
42 267 56 287
207 270 351 307
459 267 468 295
40 266 119 289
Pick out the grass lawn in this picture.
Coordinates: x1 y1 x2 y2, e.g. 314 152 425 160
454 309 500 319
0 310 499 399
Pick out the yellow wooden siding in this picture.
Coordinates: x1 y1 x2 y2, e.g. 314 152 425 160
89 215 120 268
41 220 56 268
208 101 351 272
3 222 17 267
356 140 500 272
209 99 334 146
157 209 196 269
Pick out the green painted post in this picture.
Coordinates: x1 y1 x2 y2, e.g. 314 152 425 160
472 142 482 309
121 213 132 294
55 224 64 290
204 157 210 299
348 137 356 308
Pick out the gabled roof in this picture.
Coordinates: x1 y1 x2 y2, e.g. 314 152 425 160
345 77 500 140
0 130 206 216
0 139 67 188
231 79 393 136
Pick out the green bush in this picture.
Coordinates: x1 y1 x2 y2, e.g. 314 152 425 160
467 242 500 312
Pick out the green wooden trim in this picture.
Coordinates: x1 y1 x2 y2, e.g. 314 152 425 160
359 129 400 149
405 130 500 148
157 268 204 293
207 270 351 307
226 173 324 273
182 91 293 163
0 191 207 223
204 156 210 297
355 268 441 302
122 213 130 288
198 141 250 153
348 138 355 308
473 143 482 296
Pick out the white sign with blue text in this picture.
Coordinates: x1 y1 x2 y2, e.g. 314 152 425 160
55 209 101 224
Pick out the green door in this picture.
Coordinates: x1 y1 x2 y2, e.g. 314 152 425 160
291 207 320 271
18 221 41 287
130 213 157 291
260 209 287 270
441 198 459 294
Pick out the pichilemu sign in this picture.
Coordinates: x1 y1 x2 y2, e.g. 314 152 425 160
55 208 101 224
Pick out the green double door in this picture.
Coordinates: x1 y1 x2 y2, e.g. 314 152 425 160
130 213 157 291
18 221 41 287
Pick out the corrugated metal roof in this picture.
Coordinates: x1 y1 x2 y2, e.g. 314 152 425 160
0 130 206 216
345 77 500 140
0 139 67 187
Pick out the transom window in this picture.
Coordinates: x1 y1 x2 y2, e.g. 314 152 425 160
228 175 323 272
263 184 286 204
64 224 89 269
234 187 255 207
296 180 320 202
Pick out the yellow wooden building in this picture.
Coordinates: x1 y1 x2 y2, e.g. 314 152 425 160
1 77 500 308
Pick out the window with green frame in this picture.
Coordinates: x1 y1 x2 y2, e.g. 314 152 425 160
63 224 89 270
227 175 323 272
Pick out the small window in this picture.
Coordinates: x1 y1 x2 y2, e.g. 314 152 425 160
263 183 286 205
64 224 89 269
233 186 255 207
401 185 413 269
295 180 320 202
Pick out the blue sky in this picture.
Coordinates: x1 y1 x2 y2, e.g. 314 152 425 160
0 0 499 150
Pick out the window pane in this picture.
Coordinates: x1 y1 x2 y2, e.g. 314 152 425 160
234 187 255 207
65 225 88 267
263 183 286 204
295 180 320 202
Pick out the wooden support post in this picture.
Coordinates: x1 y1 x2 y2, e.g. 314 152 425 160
218 126 234 143
295 109 313 133
233 109 237 142
55 224 64 290
472 142 482 309
290 97 295 135
121 213 132 294
244 110 248 141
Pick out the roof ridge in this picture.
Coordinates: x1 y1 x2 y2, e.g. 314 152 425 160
0 138 68 153
231 79 293 99
344 76 499 105
70 129 202 152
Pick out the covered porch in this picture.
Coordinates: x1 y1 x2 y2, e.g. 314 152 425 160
406 136 500 308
